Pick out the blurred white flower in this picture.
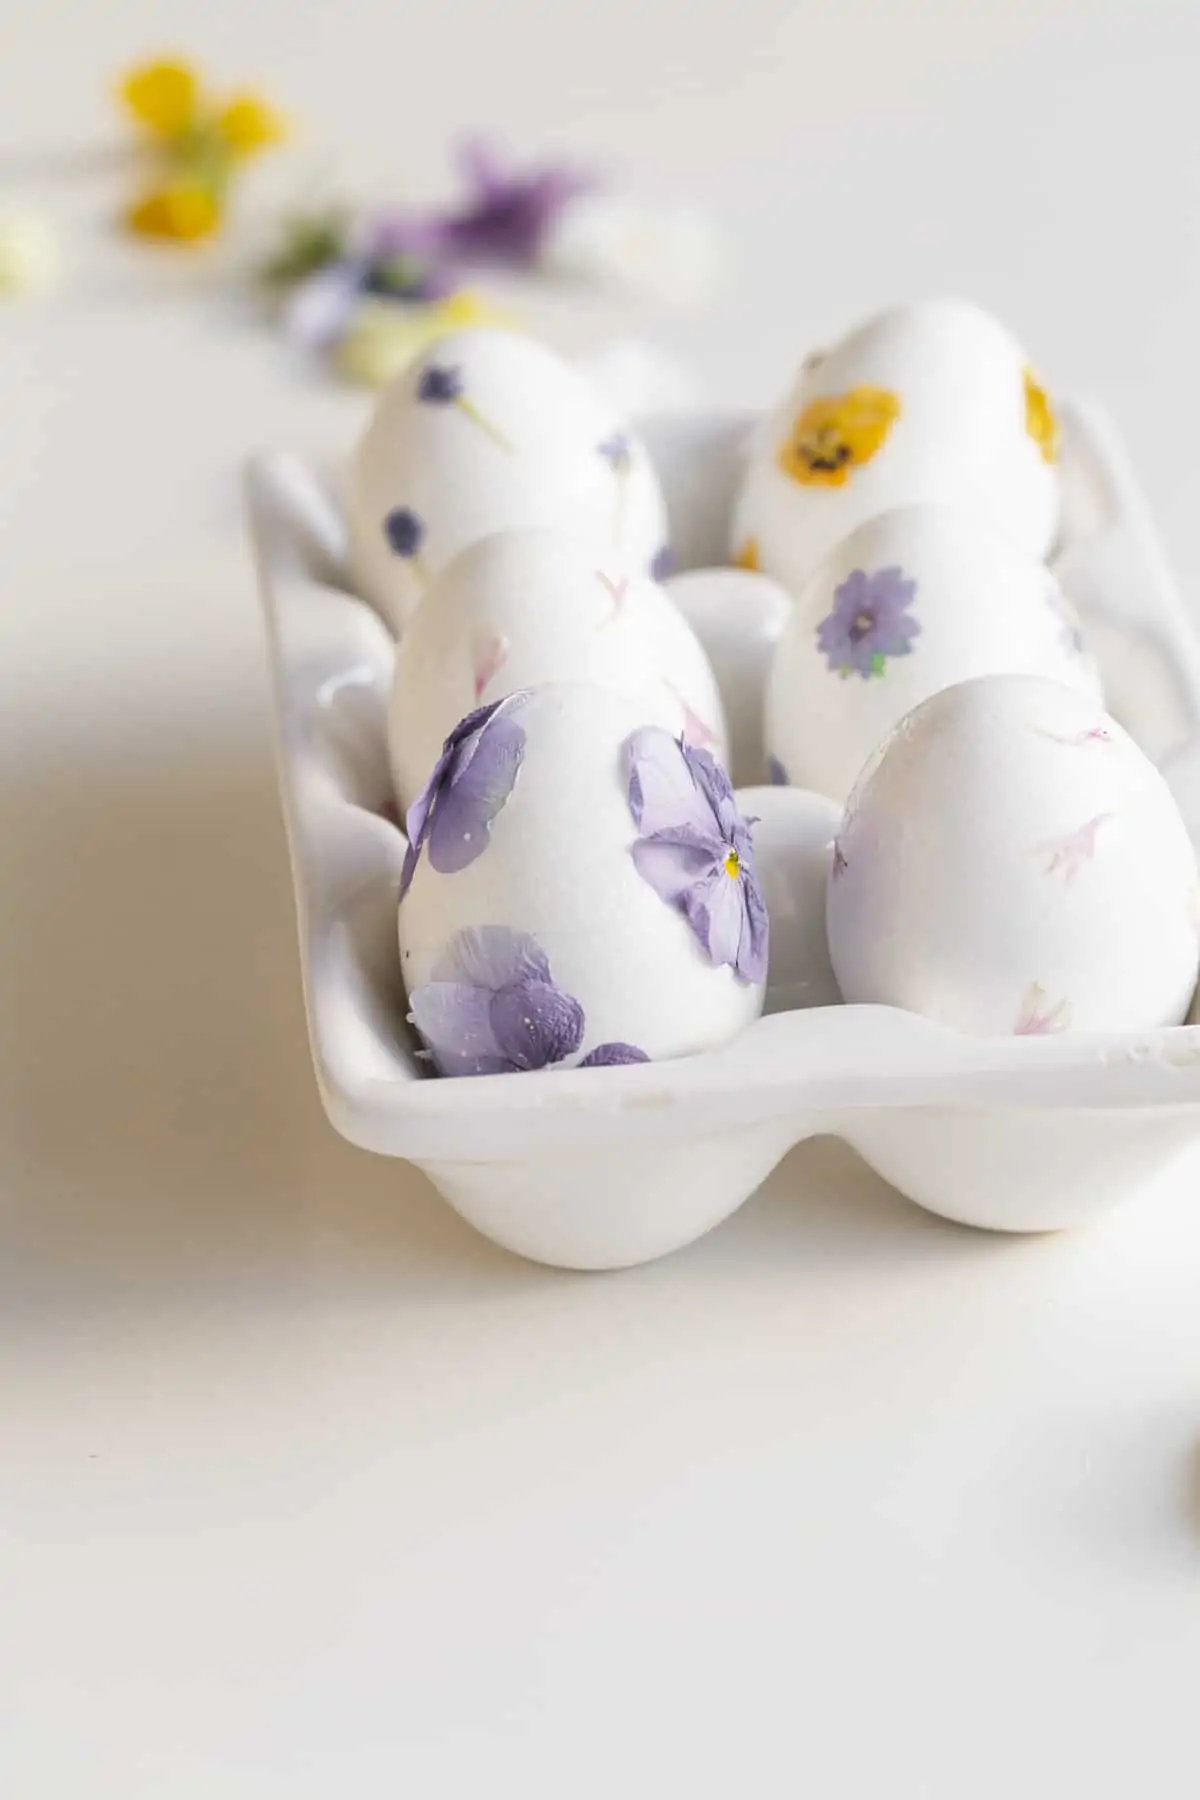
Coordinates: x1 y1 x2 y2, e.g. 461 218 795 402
539 194 722 308
0 210 62 299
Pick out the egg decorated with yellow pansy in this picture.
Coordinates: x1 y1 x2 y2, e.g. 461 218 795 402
732 298 1062 598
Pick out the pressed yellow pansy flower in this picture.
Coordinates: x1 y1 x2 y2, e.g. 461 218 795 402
778 385 900 488
734 538 760 571
120 59 200 137
127 181 222 244
1024 367 1059 464
216 93 289 158
336 291 510 387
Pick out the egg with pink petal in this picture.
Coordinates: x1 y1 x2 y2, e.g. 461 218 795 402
397 682 766 1074
388 528 726 813
733 298 1062 597
827 673 1199 1036
350 328 669 633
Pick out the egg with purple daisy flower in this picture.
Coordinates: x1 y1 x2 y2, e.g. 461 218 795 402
398 681 766 1074
388 527 727 812
733 298 1062 599
349 327 669 632
765 502 1102 802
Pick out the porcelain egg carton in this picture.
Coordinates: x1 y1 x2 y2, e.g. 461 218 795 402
247 401 1200 1270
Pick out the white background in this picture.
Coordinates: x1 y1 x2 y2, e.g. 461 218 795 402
4 1 1200 1793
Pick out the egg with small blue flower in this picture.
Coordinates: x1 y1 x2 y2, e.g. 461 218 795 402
350 327 670 633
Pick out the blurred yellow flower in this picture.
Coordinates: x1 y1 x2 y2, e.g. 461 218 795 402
127 182 222 244
778 386 900 488
120 59 199 137
734 538 760 571
117 56 288 243
335 291 511 387
1024 367 1059 464
216 93 288 158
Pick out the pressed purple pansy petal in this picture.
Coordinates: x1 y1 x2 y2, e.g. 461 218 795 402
816 565 920 679
579 1042 650 1067
408 925 589 1077
384 507 425 559
399 695 528 897
625 727 768 984
282 261 366 349
767 755 789 786
488 979 585 1071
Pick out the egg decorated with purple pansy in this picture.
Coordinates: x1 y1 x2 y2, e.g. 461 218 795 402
765 502 1102 803
388 528 727 813
350 328 669 633
733 298 1062 598
397 682 767 1075
826 673 1199 1036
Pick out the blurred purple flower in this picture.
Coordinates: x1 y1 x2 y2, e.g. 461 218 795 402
767 755 788 786
625 727 768 983
418 362 465 405
816 566 920 679
597 431 632 473
440 137 594 267
400 694 528 898
650 544 675 581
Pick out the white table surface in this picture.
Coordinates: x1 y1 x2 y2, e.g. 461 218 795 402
5 1 1200 1793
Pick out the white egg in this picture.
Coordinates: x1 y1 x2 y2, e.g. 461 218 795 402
827 674 1200 1036
737 784 843 1012
733 298 1061 596
765 503 1101 803
398 683 767 1073
349 328 669 633
389 528 727 812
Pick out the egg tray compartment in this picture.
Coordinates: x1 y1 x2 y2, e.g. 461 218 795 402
248 402 1200 1270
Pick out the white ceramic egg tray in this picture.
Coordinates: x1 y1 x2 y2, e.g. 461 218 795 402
248 402 1200 1270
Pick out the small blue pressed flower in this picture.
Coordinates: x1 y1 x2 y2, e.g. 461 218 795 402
816 566 920 679
414 356 512 451
400 693 529 898
384 505 425 559
650 544 674 582
597 431 632 473
767 755 788 786
408 926 649 1077
417 362 464 405
625 727 768 984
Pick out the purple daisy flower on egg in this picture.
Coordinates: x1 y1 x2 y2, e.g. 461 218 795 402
409 925 649 1077
816 565 920 679
400 694 529 898
625 727 768 984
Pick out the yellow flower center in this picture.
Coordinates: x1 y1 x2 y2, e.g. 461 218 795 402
1024 367 1059 464
723 849 740 879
